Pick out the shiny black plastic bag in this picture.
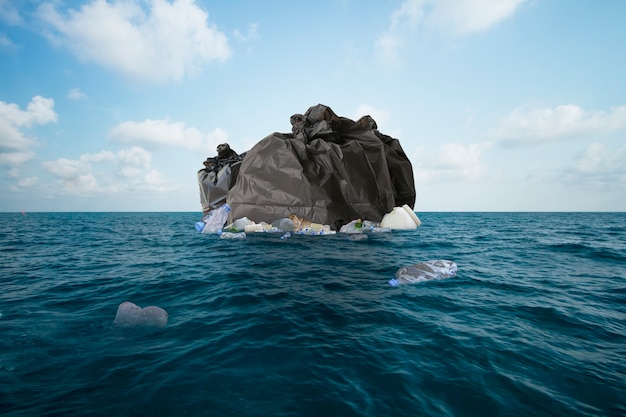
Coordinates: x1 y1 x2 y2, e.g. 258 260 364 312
227 104 415 226
197 144 243 213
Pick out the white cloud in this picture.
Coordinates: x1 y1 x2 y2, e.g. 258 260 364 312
427 0 527 35
412 141 493 183
576 143 609 174
37 0 231 82
9 174 39 192
42 158 103 194
67 88 87 101
43 158 83 180
568 142 626 187
0 0 23 26
81 146 152 177
17 176 39 187
375 0 526 63
0 34 16 48
142 169 170 191
109 118 228 152
0 150 36 166
490 105 626 145
233 23 259 42
0 95 57 128
0 96 57 166
522 142 626 191
350 104 391 128
42 147 162 194
374 31 403 64
116 147 152 169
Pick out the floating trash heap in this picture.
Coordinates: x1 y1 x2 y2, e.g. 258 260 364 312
197 104 418 235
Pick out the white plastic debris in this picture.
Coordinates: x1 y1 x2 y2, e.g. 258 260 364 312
380 204 421 230
114 301 168 327
390 260 457 286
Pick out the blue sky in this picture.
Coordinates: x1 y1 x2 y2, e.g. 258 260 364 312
1 0 625 213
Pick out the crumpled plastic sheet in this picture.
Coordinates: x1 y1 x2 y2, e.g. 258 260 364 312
114 301 168 328
198 162 241 213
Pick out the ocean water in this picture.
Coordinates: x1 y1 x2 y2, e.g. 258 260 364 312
0 212 624 416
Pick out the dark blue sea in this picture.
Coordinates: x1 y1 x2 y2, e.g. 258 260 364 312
1 212 624 416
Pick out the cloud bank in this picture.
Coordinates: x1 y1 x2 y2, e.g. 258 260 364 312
37 0 231 82
42 146 170 194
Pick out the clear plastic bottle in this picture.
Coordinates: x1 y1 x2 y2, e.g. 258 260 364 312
272 218 295 232
389 260 458 286
230 217 253 232
362 220 379 231
201 204 231 234
339 219 364 234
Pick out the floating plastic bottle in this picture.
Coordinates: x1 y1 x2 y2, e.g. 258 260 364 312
294 227 334 235
219 231 246 239
272 218 295 232
389 260 457 286
339 219 363 234
201 204 231 234
361 220 376 231
225 217 254 232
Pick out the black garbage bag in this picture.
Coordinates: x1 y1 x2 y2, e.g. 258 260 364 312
197 143 245 214
226 104 415 226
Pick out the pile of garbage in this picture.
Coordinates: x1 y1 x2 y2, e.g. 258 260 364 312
197 104 416 228
195 202 421 239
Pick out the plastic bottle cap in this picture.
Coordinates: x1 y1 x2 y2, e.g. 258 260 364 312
195 222 205 232
388 279 399 287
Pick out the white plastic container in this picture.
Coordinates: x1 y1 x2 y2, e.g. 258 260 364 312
244 223 264 233
380 204 421 230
